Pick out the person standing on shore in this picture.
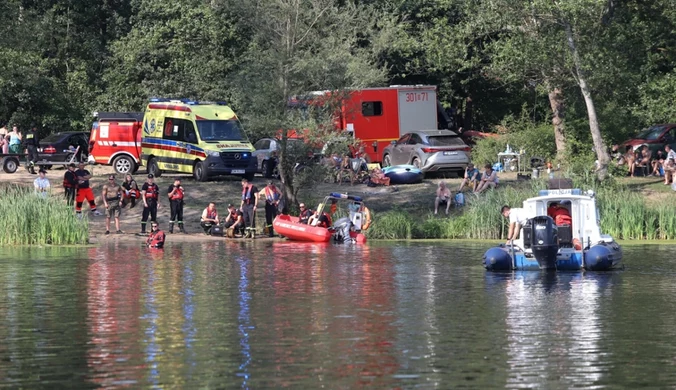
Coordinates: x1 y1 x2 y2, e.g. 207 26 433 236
24 124 39 174
102 175 124 235
167 178 186 234
63 163 78 205
33 169 50 198
259 181 281 237
139 174 160 235
75 162 101 218
8 125 22 154
240 178 258 238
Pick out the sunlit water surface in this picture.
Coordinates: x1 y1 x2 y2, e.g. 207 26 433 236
0 241 674 388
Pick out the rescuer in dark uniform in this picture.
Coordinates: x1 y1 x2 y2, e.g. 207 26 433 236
139 174 160 235
63 163 78 205
167 178 186 234
24 124 39 174
240 178 259 238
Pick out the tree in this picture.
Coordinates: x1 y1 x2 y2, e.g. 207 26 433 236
231 0 395 205
98 0 246 111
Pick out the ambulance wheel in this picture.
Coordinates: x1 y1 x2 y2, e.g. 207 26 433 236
148 158 162 178
113 155 135 174
2 158 18 173
193 161 208 182
383 154 391 167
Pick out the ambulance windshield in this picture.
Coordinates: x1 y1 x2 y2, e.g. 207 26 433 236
196 119 247 141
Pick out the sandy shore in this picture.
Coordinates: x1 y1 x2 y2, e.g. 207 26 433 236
1 163 526 244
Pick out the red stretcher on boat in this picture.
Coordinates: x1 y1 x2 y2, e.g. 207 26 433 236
273 193 368 243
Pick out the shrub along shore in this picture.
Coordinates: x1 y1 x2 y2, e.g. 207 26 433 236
364 177 676 241
0 185 89 246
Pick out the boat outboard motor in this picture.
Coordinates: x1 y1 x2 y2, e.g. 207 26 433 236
332 217 353 243
529 216 559 269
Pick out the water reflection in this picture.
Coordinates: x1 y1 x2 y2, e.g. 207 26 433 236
3 243 676 387
499 271 619 388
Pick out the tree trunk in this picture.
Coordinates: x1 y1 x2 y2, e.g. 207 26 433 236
563 22 610 180
463 96 473 130
546 84 566 160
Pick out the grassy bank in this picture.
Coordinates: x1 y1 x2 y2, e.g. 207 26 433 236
0 186 89 246
365 178 676 241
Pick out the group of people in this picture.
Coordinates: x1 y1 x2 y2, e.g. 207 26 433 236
199 178 282 238
0 123 41 174
613 144 676 184
434 163 499 214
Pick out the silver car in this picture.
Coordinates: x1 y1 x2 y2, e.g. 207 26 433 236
382 130 471 176
252 137 306 173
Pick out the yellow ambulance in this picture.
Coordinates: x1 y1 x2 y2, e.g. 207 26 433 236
140 99 257 181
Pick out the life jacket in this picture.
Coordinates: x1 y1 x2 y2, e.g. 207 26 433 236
264 186 280 203
63 170 77 188
147 230 165 248
299 209 313 222
549 206 572 226
170 185 184 201
144 183 159 199
204 208 218 221
242 185 255 204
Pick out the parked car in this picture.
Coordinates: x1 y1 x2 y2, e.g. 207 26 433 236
37 131 89 167
252 137 307 173
620 124 676 153
382 130 471 176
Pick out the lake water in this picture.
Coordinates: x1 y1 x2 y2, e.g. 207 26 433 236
0 241 675 388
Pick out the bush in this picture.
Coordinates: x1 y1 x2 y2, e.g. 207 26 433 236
471 112 556 168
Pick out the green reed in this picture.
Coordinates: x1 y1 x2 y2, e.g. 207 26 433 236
366 178 676 241
0 185 89 246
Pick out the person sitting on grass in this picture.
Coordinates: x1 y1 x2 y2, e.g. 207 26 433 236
33 169 50 198
651 150 666 176
200 202 219 235
369 167 390 186
458 163 481 192
434 181 452 215
475 164 499 194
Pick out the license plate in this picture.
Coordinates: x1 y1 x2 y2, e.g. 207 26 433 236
232 169 245 174
443 151 458 156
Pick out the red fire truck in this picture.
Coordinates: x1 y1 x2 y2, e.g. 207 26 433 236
88 112 144 174
291 85 444 163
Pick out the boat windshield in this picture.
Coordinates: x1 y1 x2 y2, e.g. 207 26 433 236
196 120 247 141
635 125 666 140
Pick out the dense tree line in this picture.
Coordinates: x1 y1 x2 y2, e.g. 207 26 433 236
1 0 674 179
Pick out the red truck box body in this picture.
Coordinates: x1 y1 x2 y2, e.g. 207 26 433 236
88 112 143 174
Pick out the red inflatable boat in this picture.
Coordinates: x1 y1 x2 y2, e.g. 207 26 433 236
273 215 366 243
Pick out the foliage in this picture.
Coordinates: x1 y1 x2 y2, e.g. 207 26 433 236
471 113 556 168
0 185 89 245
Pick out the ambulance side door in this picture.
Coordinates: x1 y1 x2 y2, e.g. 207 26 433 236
161 117 185 171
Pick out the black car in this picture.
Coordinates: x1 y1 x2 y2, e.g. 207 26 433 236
37 131 90 167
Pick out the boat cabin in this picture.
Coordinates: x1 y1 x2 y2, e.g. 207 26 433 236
514 189 613 251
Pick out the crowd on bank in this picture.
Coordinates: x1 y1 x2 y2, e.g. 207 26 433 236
612 144 676 184
433 163 500 215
